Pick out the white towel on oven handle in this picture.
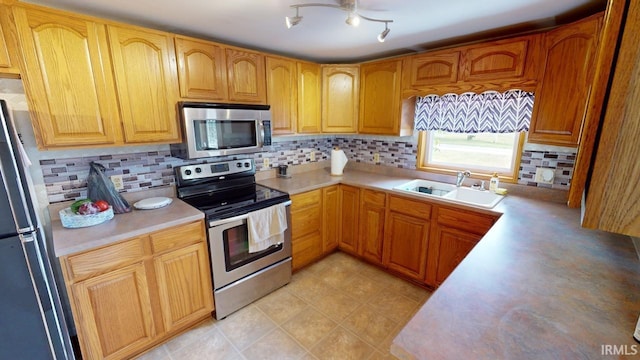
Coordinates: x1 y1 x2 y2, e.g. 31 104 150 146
247 203 288 253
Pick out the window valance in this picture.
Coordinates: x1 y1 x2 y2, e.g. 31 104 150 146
414 89 535 133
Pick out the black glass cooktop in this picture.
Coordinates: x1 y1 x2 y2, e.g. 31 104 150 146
181 183 290 221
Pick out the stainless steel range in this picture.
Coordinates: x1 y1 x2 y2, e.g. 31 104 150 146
175 159 291 319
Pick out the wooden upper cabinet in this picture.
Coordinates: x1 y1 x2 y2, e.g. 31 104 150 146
175 36 228 100
528 15 601 146
461 39 528 81
225 48 266 104
0 4 20 78
297 61 322 133
108 25 181 144
12 7 122 148
266 56 297 134
359 59 409 136
407 50 460 87
583 4 640 237
322 65 359 133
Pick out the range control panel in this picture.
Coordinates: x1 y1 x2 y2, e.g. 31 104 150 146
177 159 254 181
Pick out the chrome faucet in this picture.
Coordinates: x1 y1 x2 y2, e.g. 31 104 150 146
456 170 471 187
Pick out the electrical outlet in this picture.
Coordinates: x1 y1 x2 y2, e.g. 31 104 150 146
374 153 380 163
263 157 270 169
110 175 124 191
310 151 316 162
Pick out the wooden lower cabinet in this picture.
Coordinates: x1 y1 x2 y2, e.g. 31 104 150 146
358 189 386 265
433 228 482 285
426 206 497 286
338 185 360 255
383 196 432 281
291 189 323 270
60 221 213 360
322 185 340 253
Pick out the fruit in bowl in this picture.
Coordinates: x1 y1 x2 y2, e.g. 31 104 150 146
70 199 111 215
77 202 100 215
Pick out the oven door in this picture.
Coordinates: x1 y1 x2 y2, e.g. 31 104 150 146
208 202 291 290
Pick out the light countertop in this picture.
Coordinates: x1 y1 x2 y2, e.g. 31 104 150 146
48 187 203 257
260 167 640 359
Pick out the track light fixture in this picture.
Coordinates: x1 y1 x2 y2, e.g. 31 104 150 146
377 22 390 42
285 7 302 28
285 0 393 42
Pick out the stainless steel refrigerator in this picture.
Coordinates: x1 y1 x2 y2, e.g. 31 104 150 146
0 99 74 359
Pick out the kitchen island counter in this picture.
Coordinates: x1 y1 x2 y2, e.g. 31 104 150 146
259 167 640 359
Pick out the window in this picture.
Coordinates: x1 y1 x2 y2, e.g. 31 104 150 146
417 130 525 182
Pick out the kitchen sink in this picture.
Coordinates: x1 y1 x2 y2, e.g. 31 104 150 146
442 186 504 209
393 179 504 209
392 179 456 198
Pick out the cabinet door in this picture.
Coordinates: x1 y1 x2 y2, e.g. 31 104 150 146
322 185 340 253
359 59 402 135
528 15 600 146
583 4 640 237
108 25 181 144
226 48 266 104
0 4 20 77
461 39 528 81
291 189 323 270
154 242 214 333
297 61 322 133
434 227 481 285
322 65 359 133
72 262 155 360
406 51 460 87
13 7 121 148
338 185 360 255
266 56 297 134
358 190 386 265
383 211 430 281
175 36 228 100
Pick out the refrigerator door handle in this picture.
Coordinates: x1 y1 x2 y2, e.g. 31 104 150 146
20 232 35 243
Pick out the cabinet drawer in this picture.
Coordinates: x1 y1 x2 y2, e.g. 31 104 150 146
65 237 146 281
389 195 432 219
362 189 386 207
292 205 322 238
437 207 496 235
291 189 322 211
292 231 322 270
151 221 205 254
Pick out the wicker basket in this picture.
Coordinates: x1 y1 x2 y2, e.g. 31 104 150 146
59 206 114 229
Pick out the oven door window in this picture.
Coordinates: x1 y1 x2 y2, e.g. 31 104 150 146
194 119 257 151
222 223 282 271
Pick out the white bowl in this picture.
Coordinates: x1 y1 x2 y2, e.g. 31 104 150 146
59 206 114 229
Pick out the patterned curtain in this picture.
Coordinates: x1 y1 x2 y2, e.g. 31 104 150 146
414 89 535 133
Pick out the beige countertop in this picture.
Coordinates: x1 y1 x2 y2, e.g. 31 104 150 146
49 187 203 257
260 167 640 359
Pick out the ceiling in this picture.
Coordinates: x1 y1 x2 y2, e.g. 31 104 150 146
23 0 606 63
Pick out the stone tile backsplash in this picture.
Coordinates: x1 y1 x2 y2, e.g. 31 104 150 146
518 150 576 190
41 136 576 203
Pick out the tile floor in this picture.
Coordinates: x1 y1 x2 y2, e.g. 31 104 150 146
136 252 431 360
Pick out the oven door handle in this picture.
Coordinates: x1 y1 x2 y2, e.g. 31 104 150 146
208 200 291 227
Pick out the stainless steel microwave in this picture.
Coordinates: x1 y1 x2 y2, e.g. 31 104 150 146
170 102 272 159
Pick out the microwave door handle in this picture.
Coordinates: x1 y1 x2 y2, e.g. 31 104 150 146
259 121 265 147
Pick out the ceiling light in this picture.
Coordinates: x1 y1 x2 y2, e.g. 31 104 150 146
285 1 393 43
377 23 390 42
286 7 302 28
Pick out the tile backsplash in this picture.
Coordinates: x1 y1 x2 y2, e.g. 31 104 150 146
40 135 576 203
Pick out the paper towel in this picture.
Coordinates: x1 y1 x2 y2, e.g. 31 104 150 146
331 148 348 176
